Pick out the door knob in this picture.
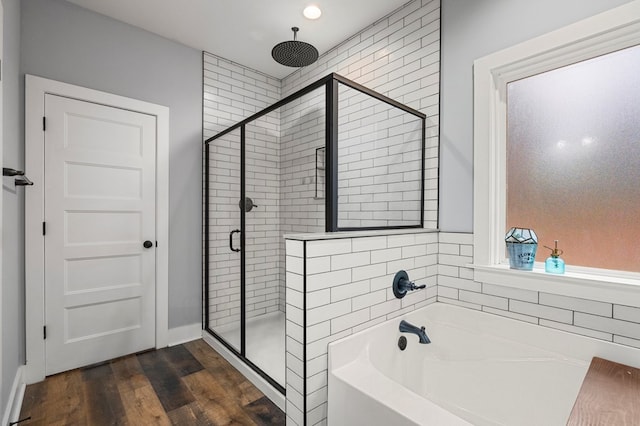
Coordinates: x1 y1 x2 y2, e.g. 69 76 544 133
143 240 153 249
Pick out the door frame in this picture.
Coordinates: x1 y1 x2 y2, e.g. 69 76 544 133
24 75 170 383
0 0 4 400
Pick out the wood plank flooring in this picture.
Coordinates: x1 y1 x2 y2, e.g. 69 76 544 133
18 339 285 425
567 357 640 425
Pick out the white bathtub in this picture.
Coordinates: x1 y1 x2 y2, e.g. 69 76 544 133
328 303 640 426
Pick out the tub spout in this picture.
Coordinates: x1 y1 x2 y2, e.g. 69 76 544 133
399 320 431 344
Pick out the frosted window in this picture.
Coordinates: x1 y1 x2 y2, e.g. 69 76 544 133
507 44 640 272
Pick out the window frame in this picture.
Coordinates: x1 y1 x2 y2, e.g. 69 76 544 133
472 1 640 305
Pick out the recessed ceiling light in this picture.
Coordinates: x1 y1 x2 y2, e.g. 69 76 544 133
303 5 322 20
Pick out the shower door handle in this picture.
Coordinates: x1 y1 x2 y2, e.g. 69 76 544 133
229 229 241 252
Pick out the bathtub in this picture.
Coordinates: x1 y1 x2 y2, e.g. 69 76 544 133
328 303 640 426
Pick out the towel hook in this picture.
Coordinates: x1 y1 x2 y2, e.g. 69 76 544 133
3 168 34 186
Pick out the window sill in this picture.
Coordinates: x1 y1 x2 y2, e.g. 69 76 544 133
471 263 640 306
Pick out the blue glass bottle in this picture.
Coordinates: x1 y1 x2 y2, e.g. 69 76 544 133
544 240 565 274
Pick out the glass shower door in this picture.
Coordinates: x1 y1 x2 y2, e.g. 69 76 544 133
241 85 326 389
206 128 242 352
244 112 285 388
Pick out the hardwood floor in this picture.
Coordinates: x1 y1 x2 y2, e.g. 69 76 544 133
19 339 286 425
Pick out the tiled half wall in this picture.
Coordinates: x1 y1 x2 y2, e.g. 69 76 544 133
281 0 441 230
284 231 439 425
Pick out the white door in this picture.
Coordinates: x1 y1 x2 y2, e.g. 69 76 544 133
44 94 157 375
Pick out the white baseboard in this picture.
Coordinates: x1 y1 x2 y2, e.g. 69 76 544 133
167 322 202 346
2 365 26 426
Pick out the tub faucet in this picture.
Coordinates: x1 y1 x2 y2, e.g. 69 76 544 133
399 320 431 344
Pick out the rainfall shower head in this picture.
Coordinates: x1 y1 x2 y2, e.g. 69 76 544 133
271 27 319 67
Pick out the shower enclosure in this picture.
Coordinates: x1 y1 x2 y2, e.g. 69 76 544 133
204 73 426 393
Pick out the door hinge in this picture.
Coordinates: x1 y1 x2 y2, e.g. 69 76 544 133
156 241 158 247
42 222 46 236
43 117 46 131
43 326 47 340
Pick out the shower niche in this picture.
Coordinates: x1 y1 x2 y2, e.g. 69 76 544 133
204 73 426 394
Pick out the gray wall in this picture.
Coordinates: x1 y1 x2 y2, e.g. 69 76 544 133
20 0 203 328
439 0 633 232
2 0 23 415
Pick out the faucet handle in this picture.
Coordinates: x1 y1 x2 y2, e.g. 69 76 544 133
393 270 427 299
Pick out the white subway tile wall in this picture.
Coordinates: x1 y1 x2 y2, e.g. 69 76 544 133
245 112 283 318
282 0 440 230
203 55 281 138
204 55 284 327
206 129 242 330
437 232 640 349
337 84 424 228
285 231 438 426
279 88 327 314
204 0 441 325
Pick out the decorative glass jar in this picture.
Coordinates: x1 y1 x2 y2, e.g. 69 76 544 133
505 227 538 271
